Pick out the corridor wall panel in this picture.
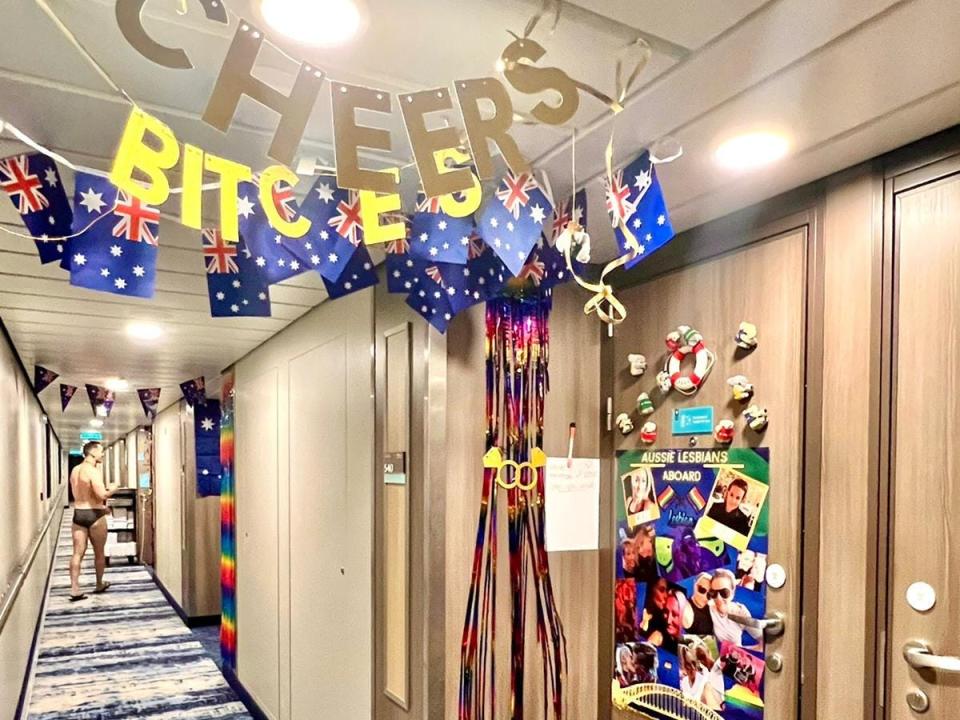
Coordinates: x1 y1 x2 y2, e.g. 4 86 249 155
0 324 61 719
153 404 184 606
234 288 374 720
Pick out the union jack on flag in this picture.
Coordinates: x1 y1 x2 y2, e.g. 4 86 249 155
550 189 588 243
203 228 239 274
201 228 271 318
34 365 59 394
329 192 363 246
286 174 361 283
0 153 73 264
69 173 158 298
603 169 637 227
236 180 306 285
495 172 538 220
478 171 553 277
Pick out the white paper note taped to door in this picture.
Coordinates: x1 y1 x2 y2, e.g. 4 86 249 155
545 457 600 552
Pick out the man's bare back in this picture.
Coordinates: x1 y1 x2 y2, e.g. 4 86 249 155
71 461 108 509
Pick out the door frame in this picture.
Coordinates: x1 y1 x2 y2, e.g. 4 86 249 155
877 132 960 719
597 201 827 720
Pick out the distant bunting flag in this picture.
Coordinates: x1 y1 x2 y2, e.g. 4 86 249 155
69 173 159 298
137 387 161 420
604 151 674 269
60 384 77 411
202 229 272 317
478 172 553 277
195 399 222 497
34 365 59 393
85 384 115 418
550 188 587 244
0 153 72 264
287 174 360 283
409 193 473 265
236 180 307 285
180 376 206 407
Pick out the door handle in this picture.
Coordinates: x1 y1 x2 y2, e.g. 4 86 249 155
727 611 785 639
903 641 960 672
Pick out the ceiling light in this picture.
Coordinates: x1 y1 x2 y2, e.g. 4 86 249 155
715 132 789 171
106 378 129 392
260 0 363 47
95 405 109 418
89 419 104 428
127 321 163 341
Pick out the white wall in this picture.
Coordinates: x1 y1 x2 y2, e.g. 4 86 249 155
153 403 183 605
0 326 64 718
126 429 138 489
234 289 375 720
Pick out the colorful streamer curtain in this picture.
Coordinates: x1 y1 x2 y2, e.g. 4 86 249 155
459 294 567 720
219 371 237 668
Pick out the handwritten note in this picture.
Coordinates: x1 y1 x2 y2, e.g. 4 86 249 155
545 457 601 552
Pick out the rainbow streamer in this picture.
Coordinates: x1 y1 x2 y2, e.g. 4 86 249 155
219 371 237 668
459 294 567 720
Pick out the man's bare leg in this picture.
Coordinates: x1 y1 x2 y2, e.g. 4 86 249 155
70 524 88 598
89 516 109 592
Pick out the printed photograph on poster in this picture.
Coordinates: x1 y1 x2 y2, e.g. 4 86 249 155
696 467 769 552
616 641 659 687
611 447 770 720
621 465 661 527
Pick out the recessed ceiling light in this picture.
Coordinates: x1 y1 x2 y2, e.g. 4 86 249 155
260 0 363 47
89 419 104 428
95 405 109 418
715 132 789 171
106 378 129 392
127 321 163 341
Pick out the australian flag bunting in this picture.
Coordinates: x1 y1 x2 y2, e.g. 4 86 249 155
0 153 72 264
603 151 674 270
85 384 115 418
60 384 77 412
194 399 222 497
34 365 59 393
137 387 161 420
180 376 206 407
202 229 272 317
321 242 379 299
550 188 587 245
69 173 159 298
478 172 553 277
409 194 472 265
287 174 360 283
405 265 455 333
236 179 307 285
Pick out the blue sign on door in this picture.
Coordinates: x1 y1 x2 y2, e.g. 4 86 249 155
671 406 714 435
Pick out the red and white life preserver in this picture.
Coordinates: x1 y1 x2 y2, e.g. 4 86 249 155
664 326 715 395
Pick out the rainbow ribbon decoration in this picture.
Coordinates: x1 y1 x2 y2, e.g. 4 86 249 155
219 371 237 668
459 295 567 720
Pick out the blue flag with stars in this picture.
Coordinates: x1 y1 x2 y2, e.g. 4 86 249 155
180 376 206 407
202 228 272 317
236 179 308 284
405 264 455 333
478 172 553 277
286 174 360 283
321 242 379 299
69 173 159 298
603 151 674 270
409 194 472 265
0 153 73 265
194 399 222 497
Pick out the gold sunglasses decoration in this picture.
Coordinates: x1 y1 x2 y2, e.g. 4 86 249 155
483 447 548 491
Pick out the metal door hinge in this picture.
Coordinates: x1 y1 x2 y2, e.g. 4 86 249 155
606 397 613 432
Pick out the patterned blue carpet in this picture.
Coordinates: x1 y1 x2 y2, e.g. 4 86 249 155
26 514 251 719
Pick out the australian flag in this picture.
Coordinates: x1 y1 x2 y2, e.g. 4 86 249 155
194 399 222 497
603 151 674 270
237 179 307 285
406 264 455 333
0 153 72 264
180 376 206 407
286 174 360 283
322 242 378 300
34 365 59 393
435 239 507 316
138 387 161 420
193 400 223 497
69 173 159 298
550 189 587 245
202 228 271 317
86 384 115 418
60 384 77 412
478 172 553 277
409 194 472 265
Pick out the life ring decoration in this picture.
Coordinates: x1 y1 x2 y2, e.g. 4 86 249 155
663 325 715 396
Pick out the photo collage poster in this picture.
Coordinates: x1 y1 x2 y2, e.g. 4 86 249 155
613 447 770 720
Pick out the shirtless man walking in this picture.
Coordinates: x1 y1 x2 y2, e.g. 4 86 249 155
69 441 115 601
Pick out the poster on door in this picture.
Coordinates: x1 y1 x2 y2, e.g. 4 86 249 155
613 447 770 720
